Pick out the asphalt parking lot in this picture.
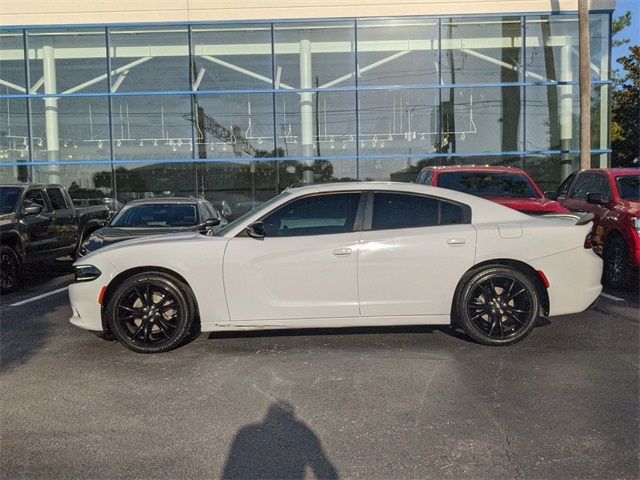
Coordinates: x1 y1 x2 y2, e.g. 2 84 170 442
1 260 638 479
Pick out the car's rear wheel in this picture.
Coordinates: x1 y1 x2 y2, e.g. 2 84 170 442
603 235 629 289
0 245 21 294
455 267 539 346
107 272 195 353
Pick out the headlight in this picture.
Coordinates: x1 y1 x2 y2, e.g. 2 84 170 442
74 265 102 282
634 217 640 236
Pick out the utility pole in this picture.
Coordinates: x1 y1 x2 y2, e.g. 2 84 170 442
579 0 592 170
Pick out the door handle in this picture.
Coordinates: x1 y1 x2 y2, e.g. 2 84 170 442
447 238 466 246
332 247 352 256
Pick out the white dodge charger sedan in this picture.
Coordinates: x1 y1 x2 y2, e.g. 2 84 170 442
69 182 602 353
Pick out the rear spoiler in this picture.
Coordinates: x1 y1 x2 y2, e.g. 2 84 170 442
542 212 595 225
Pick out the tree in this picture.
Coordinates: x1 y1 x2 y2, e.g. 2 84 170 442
611 46 640 166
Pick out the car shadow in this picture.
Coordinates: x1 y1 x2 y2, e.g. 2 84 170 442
221 401 338 480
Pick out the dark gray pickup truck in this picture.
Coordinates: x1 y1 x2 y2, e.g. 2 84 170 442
0 184 110 293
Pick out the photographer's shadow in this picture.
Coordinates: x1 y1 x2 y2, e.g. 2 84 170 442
221 401 339 480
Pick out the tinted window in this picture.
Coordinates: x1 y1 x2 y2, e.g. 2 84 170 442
0 187 21 214
262 193 361 237
23 189 48 211
111 203 198 227
617 175 639 200
373 193 438 230
46 188 68 210
571 173 594 200
557 172 576 197
437 172 539 198
589 174 612 200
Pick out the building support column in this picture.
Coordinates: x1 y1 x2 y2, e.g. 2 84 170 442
299 38 314 184
43 45 61 184
559 43 576 180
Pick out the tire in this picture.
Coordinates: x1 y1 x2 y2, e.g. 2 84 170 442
106 272 195 353
0 245 22 294
603 235 630 290
454 266 540 346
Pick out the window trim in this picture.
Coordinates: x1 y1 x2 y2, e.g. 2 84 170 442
236 190 366 238
363 190 472 232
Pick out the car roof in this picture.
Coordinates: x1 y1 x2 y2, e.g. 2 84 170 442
420 165 526 174
583 168 639 176
125 197 205 206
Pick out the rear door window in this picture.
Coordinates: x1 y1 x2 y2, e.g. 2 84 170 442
371 192 467 231
46 188 69 210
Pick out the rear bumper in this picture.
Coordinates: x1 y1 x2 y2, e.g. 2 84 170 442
530 247 603 317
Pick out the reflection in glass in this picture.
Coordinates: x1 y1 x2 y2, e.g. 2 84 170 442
0 31 26 95
0 98 29 169
30 95 111 164
275 91 356 158
274 21 355 89
111 95 192 160
358 89 439 156
441 17 522 85
109 27 189 92
357 19 439 87
525 16 578 83
29 164 114 204
27 29 108 94
440 87 522 154
193 93 275 159
191 25 273 90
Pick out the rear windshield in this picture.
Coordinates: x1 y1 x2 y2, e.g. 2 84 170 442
110 203 198 228
616 175 639 200
437 172 539 198
0 187 21 214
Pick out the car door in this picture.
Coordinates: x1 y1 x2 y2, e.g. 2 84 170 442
223 192 364 321
563 172 595 213
45 187 78 254
358 191 476 317
20 187 56 257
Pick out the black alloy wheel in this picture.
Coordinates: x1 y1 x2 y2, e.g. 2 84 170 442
603 236 630 289
107 272 195 353
0 245 21 294
456 267 540 346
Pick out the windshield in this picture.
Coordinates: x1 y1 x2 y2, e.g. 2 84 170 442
437 172 540 198
616 175 639 200
0 187 22 214
215 191 291 236
110 203 198 228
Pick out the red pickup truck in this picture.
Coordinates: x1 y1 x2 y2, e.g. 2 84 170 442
416 165 569 215
549 168 640 288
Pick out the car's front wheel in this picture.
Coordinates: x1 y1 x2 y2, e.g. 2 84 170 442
106 272 195 353
455 267 540 346
0 245 22 294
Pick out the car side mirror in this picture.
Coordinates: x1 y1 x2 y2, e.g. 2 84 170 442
586 192 609 207
22 204 43 217
544 191 558 200
198 218 220 231
246 221 265 239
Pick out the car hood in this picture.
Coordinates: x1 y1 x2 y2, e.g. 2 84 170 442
482 196 569 214
83 226 198 251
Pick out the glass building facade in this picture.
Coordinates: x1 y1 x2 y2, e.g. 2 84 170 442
0 15 611 215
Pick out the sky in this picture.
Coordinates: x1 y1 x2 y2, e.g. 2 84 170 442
612 0 639 66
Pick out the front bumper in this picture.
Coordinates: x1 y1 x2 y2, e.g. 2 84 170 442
68 280 107 332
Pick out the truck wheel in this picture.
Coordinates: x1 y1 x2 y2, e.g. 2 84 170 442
603 235 630 289
0 245 22 294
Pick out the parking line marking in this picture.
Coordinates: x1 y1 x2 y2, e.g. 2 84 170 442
9 286 69 307
600 293 626 302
